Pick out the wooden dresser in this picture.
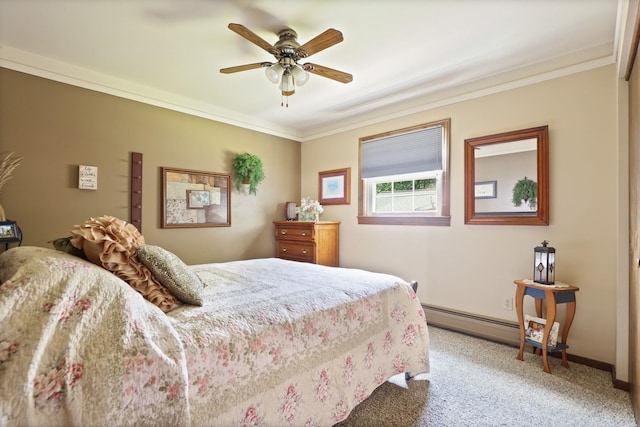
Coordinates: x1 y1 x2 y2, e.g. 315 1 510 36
273 221 340 267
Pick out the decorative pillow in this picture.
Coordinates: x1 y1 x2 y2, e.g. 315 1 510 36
136 245 204 306
49 236 87 259
70 216 181 312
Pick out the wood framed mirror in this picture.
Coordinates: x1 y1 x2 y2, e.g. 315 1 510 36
464 125 549 225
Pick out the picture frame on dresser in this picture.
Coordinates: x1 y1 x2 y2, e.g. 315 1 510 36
318 167 351 205
162 167 231 228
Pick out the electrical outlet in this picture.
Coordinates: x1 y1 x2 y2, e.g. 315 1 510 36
503 297 513 311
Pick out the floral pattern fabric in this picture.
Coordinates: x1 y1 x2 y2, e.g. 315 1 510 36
0 247 429 426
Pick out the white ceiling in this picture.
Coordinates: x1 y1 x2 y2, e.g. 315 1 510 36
0 0 622 141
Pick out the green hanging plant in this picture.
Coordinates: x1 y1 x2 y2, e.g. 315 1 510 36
232 153 265 196
512 177 537 210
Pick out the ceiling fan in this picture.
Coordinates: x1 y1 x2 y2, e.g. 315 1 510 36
220 23 353 106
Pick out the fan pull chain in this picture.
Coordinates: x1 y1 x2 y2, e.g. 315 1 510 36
281 94 289 108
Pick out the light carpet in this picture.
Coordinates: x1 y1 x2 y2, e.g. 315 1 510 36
336 326 636 426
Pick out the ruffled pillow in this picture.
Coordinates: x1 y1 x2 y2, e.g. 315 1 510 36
137 245 204 306
70 216 180 312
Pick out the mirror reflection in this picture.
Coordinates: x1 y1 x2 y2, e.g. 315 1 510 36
474 138 537 214
464 126 549 225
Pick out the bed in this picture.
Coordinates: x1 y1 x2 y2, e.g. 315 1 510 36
0 219 429 426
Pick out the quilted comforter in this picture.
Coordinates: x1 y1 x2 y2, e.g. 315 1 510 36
0 246 429 426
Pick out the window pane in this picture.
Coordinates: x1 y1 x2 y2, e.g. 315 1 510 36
376 182 391 194
416 188 437 211
375 192 392 212
394 180 412 192
415 178 436 190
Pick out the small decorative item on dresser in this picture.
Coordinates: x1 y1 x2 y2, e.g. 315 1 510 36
296 197 323 222
285 201 297 221
534 240 555 284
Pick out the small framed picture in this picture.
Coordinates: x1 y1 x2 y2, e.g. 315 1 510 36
186 190 211 209
474 180 497 199
78 165 98 190
318 168 351 205
524 314 559 347
0 221 19 242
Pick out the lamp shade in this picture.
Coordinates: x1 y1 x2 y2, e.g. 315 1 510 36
533 240 555 284
265 63 284 84
279 70 295 96
291 65 309 86
285 201 297 221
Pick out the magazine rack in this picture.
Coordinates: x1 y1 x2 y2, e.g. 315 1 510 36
514 279 580 374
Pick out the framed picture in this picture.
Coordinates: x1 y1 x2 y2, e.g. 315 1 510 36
474 180 497 199
0 220 19 242
162 167 231 228
524 314 559 347
186 190 210 209
318 168 351 205
78 165 98 190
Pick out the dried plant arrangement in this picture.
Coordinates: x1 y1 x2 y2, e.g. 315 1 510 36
0 152 23 192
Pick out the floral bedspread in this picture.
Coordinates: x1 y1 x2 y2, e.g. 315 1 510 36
0 247 429 426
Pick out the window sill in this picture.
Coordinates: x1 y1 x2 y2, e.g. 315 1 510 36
357 215 451 226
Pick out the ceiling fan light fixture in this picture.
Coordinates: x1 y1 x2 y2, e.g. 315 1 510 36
291 65 309 86
265 63 284 83
223 23 351 106
279 70 295 94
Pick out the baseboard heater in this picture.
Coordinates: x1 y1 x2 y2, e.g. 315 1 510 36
423 304 521 347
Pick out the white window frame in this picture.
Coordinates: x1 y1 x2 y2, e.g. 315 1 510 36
366 170 443 215
358 119 450 226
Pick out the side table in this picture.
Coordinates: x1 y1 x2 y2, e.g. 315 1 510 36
514 279 579 374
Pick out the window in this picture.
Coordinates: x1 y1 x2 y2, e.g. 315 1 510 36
358 119 450 225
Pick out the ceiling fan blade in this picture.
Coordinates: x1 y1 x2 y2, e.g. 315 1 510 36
228 23 276 53
220 62 270 74
303 63 353 83
296 29 343 58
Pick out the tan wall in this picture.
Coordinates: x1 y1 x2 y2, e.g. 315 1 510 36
302 65 621 366
0 68 300 264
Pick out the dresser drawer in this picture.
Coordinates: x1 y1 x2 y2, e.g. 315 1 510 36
276 241 315 262
275 224 315 241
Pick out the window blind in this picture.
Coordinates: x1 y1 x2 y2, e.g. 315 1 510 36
361 125 443 179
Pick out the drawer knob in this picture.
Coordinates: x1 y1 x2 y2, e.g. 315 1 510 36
302 249 308 254
281 247 287 252
281 230 288 235
301 232 307 236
